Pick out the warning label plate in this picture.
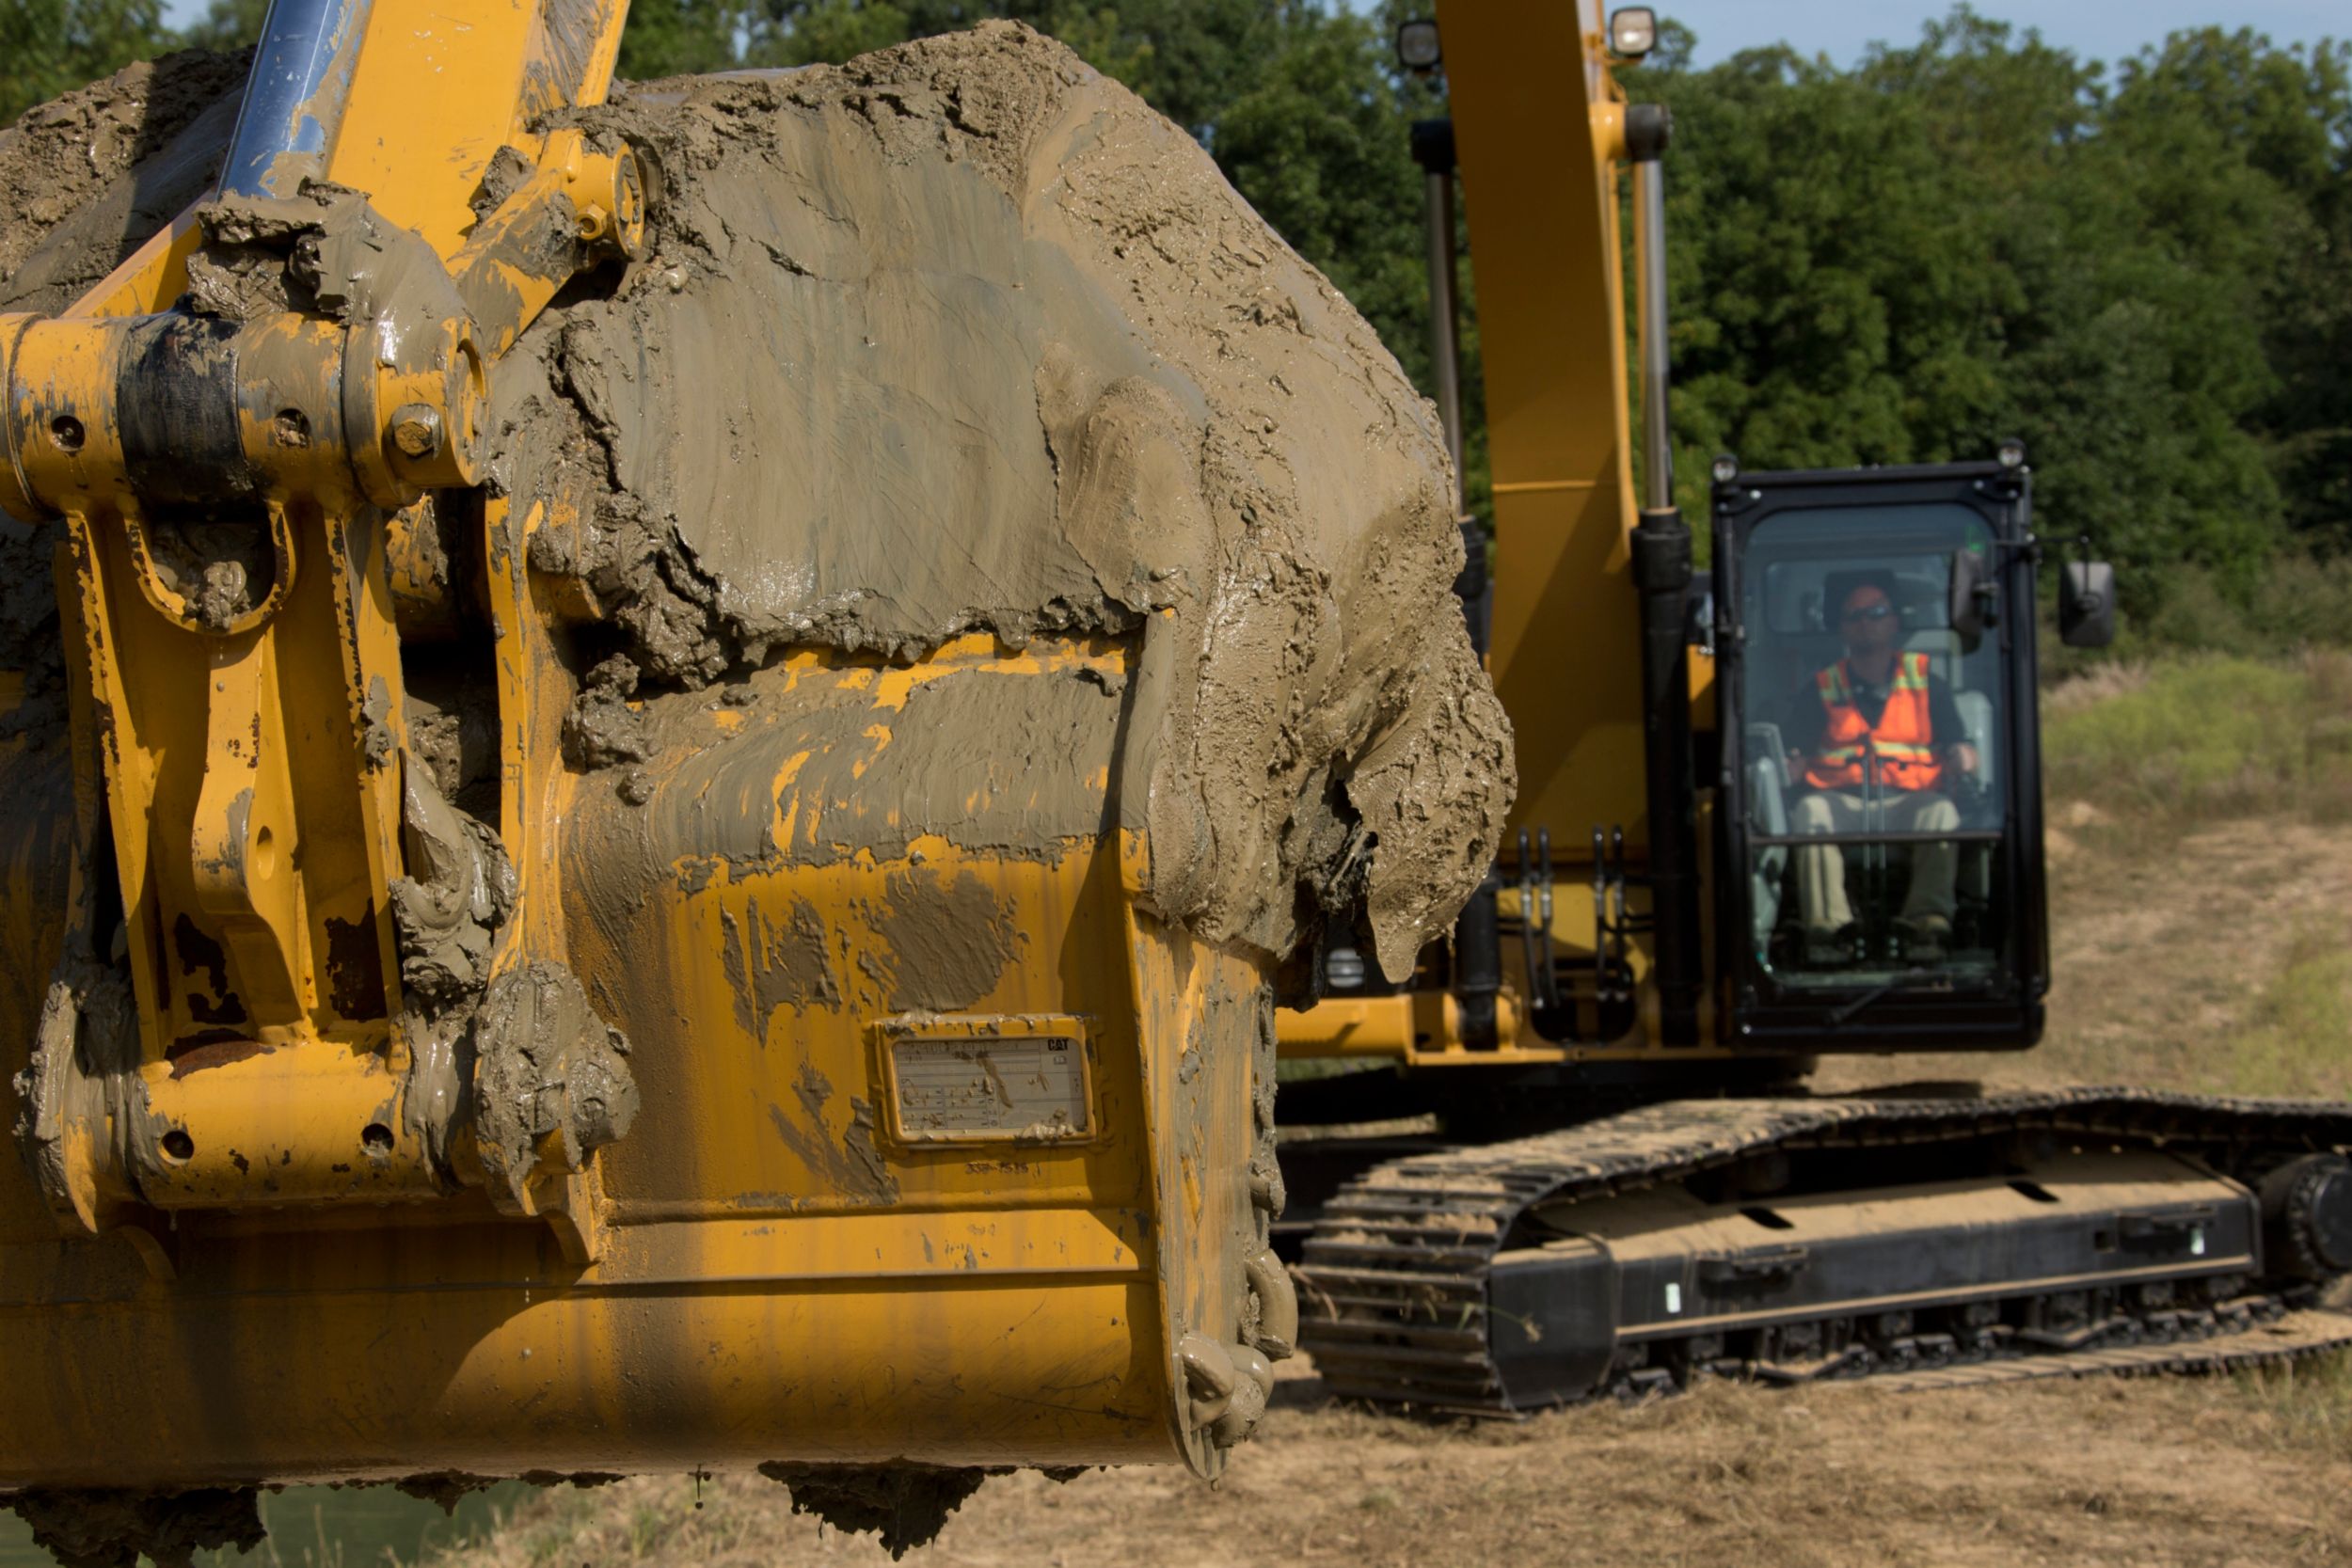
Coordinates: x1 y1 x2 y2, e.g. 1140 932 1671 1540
887 1032 1091 1142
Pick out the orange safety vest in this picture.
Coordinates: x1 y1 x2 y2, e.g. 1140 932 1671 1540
1804 651 1944 793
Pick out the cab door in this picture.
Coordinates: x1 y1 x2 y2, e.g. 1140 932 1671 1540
1712 460 2049 1051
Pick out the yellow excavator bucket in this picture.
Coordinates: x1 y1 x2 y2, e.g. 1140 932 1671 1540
0 1 1507 1555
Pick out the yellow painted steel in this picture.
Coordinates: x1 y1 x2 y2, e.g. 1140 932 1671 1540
1280 2 1645 1067
1447 0 1645 848
0 0 1287 1497
0 626 1281 1478
1271 993 1557 1066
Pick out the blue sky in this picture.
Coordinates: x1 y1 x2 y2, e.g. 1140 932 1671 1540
1649 2 2341 69
158 1 2344 67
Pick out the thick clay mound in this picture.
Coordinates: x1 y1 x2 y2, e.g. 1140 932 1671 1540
0 24 1513 979
502 22 1512 974
0 49 247 317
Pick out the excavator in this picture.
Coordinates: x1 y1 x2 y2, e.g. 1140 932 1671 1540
1280 2 2352 1414
0 2 2343 1562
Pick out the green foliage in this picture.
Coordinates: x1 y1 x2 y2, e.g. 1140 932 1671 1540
2224 923 2352 1098
1627 11 2352 606
176 0 264 52
615 0 755 78
0 0 169 126
2132 554 2352 657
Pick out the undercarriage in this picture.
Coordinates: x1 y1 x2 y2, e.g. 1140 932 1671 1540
1292 1089 2352 1414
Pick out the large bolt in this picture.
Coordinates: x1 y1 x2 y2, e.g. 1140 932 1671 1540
389 404 444 461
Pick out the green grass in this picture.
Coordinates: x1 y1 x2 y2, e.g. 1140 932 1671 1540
2042 651 2352 823
2231 1354 2352 1465
2217 925 2352 1100
2032 652 2352 1101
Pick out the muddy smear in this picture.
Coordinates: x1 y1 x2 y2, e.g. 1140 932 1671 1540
764 1073 899 1205
756 1463 997 1560
13 960 141 1221
8 1486 265 1568
0 50 247 318
720 897 841 1039
563 655 654 768
501 22 1511 978
388 768 516 1008
402 657 501 820
468 960 640 1208
621 661 1124 873
867 868 1023 1013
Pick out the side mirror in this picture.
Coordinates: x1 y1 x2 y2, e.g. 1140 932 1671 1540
2060 561 2117 649
1948 548 1988 642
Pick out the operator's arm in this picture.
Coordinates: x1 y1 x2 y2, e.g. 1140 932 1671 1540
1929 677 1979 776
1778 689 1822 782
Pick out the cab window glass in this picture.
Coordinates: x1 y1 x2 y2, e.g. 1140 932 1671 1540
1738 503 2007 990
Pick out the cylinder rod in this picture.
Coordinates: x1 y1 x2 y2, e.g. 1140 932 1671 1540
1625 103 1703 1047
1633 152 1672 512
218 0 376 198
1409 117 1498 1043
1412 119 1467 500
1425 166 1466 492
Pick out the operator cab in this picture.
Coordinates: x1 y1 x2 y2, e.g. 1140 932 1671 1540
1712 451 2111 1052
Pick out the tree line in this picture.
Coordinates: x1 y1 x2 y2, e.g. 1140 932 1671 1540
8 1 2347 633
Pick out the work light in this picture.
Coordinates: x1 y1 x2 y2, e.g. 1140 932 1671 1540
1395 18 1441 73
1609 7 1659 59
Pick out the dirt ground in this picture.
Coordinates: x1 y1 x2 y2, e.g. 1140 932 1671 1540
1816 811 2352 1100
425 809 2352 1568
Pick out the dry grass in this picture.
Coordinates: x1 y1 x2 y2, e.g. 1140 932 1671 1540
2041 658 2153 717
424 1375 2352 1568
2232 1355 2352 1468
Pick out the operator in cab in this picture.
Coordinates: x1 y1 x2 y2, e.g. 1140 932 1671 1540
1781 574 1979 964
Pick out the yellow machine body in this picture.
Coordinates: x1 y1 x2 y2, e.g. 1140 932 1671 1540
0 0 1288 1493
1280 0 1727 1067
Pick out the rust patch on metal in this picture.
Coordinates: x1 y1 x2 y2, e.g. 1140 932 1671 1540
165 1036 277 1079
171 911 245 1025
323 900 387 1021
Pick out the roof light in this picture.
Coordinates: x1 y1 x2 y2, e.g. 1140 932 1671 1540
1609 7 1659 59
1711 453 1740 484
1395 19 1442 74
1996 437 2027 470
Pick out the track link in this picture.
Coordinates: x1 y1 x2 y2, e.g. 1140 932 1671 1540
1295 1089 2352 1415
